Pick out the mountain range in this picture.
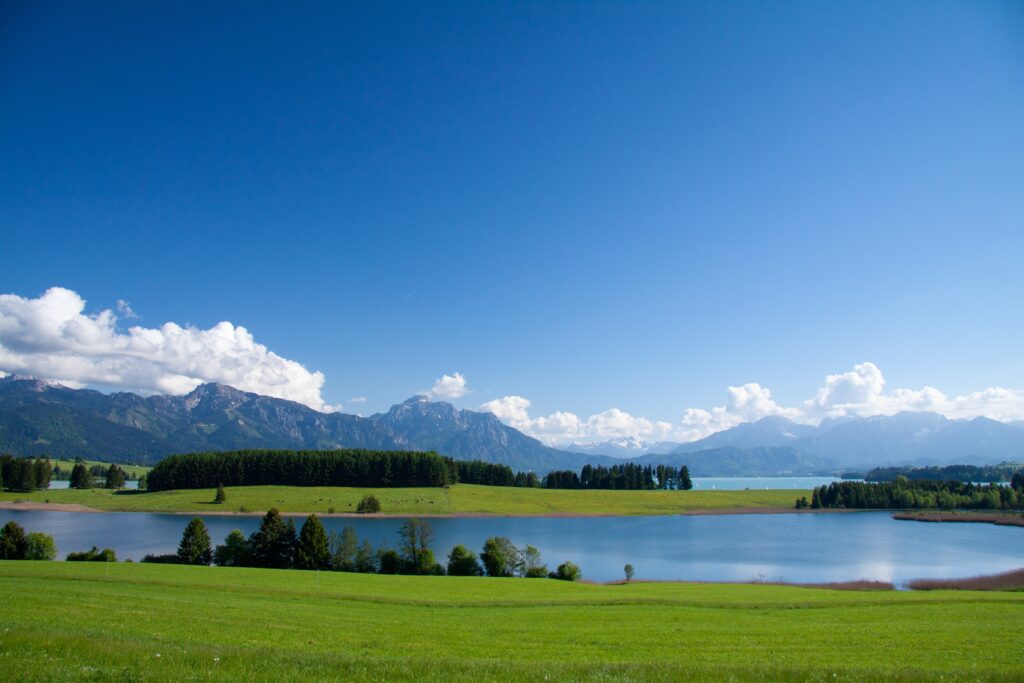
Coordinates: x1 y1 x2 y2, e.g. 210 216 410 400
1 376 1022 475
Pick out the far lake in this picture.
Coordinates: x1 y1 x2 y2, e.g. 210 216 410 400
2 508 1020 586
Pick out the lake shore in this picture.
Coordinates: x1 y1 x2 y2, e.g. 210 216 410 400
893 511 1024 528
0 498 842 518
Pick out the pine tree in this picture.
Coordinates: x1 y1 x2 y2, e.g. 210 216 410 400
177 517 212 565
295 514 330 570
214 483 226 504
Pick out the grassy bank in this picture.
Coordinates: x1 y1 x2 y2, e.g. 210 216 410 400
0 483 803 515
893 511 1024 527
0 561 1021 681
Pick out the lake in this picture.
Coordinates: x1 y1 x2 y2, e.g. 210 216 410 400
2 508 1020 586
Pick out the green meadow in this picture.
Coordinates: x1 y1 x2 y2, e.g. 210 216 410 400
0 560 1021 681
0 482 801 515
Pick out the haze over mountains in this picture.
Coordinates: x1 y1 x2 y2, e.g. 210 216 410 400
1 376 1022 475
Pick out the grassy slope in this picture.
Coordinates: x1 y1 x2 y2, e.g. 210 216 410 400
0 483 802 515
0 561 1021 682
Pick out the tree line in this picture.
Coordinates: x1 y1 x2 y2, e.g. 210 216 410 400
0 455 52 492
0 521 58 560
544 463 693 490
147 450 555 491
805 477 1024 510
864 463 1024 484
142 511 583 580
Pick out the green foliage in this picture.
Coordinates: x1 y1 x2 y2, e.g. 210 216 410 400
546 463 694 490
147 449 452 491
24 532 57 561
330 526 359 571
446 544 483 576
65 546 116 562
794 496 810 509
480 536 521 577
104 463 127 489
812 480 1024 511
377 549 401 574
624 563 635 581
295 514 331 570
354 539 377 573
177 517 213 565
356 493 381 513
520 545 548 578
213 530 252 567
214 483 226 504
553 561 582 582
0 521 28 559
251 508 295 569
398 519 436 574
867 463 1024 483
0 455 51 491
69 463 94 489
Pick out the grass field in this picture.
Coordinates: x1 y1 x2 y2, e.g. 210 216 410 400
0 483 803 515
0 561 1021 681
50 458 152 480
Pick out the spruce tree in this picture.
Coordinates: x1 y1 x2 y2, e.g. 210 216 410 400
177 517 213 565
105 464 126 489
295 514 330 570
251 508 295 569
214 483 226 504
70 463 94 489
679 466 693 491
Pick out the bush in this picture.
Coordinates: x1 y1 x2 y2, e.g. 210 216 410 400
378 549 401 574
480 536 521 577
552 561 582 582
0 521 28 559
141 553 181 564
446 544 484 576
356 494 381 514
24 532 57 561
66 547 117 562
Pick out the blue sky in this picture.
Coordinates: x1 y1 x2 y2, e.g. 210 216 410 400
2 1 1023 443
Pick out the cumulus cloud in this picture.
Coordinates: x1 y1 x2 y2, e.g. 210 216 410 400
0 287 334 411
483 362 1024 446
479 396 672 446
675 362 1024 442
428 372 469 399
116 299 138 319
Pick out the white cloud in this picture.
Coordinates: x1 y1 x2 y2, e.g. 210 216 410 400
349 396 367 403
428 372 469 399
116 299 138 319
482 362 1024 446
0 287 334 411
479 396 671 446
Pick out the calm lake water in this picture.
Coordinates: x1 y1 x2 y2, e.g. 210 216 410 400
2 509 1020 586
691 476 849 490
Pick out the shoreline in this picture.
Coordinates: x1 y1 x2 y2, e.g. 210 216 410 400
893 511 1024 528
0 499 859 518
